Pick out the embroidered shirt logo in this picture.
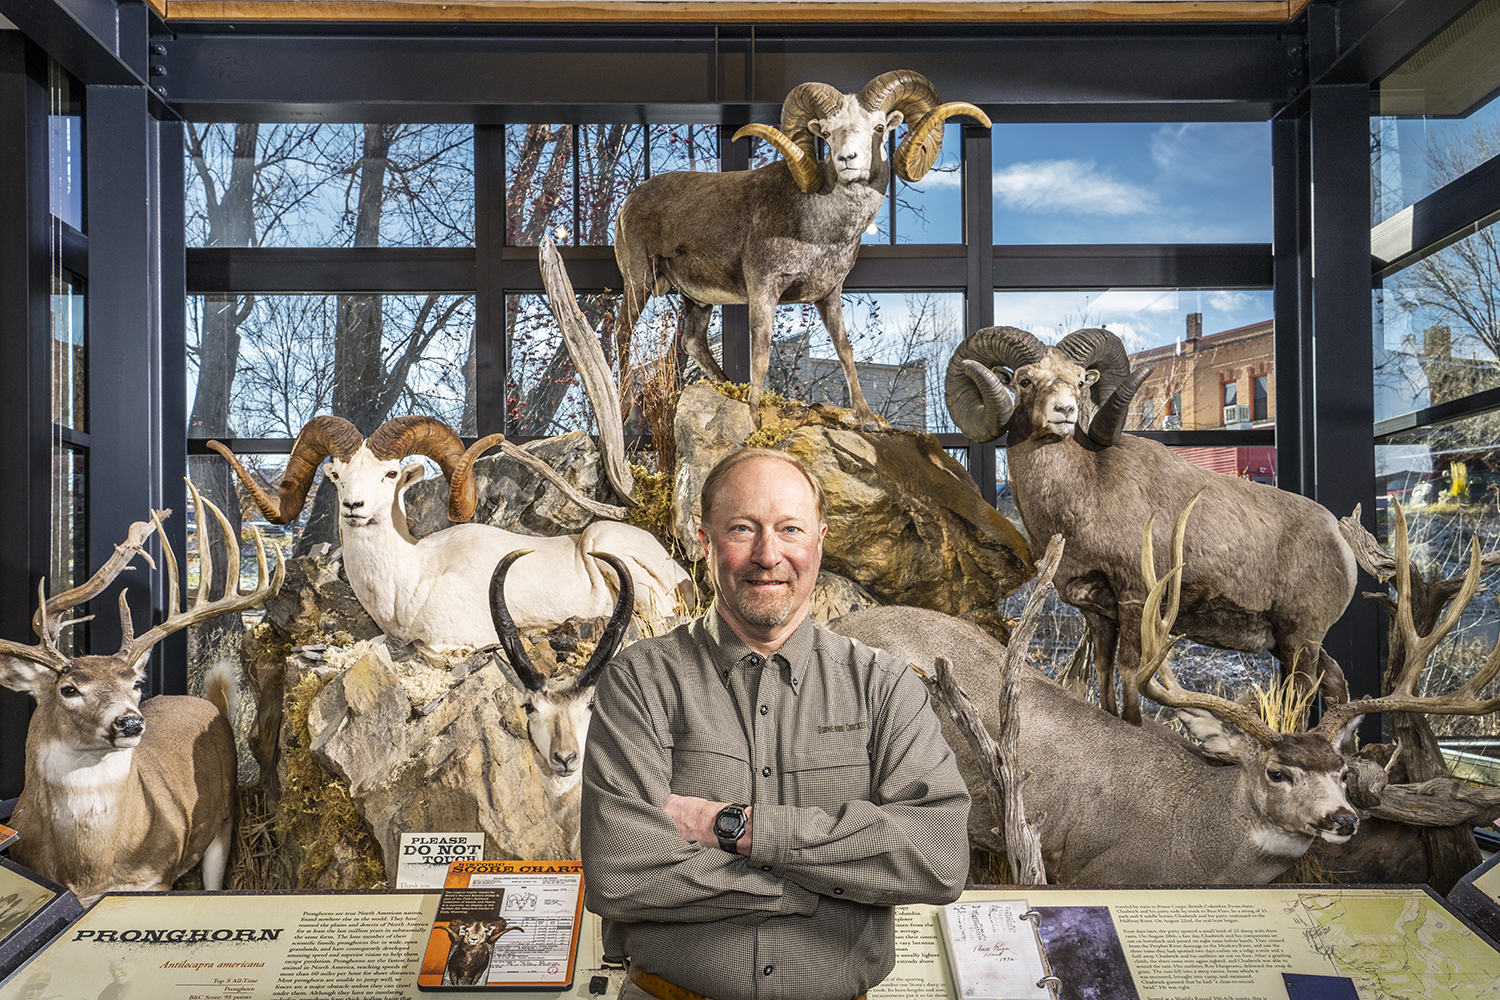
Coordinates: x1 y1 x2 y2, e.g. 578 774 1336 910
817 721 868 734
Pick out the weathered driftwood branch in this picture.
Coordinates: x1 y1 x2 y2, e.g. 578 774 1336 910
1330 503 1500 892
929 533 1064 886
538 237 636 505
491 435 628 522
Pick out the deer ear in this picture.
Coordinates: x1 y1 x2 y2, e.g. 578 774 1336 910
1176 707 1261 763
0 654 56 696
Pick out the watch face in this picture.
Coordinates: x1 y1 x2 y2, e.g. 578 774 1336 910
714 806 745 838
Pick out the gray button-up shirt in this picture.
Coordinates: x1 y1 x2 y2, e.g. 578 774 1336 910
581 608 970 1000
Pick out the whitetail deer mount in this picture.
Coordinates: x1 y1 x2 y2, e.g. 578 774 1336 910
0 481 284 905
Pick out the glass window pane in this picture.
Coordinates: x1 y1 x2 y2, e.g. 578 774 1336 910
650 124 719 175
578 125 646 246
187 294 475 438
1374 219 1500 422
1375 416 1500 761
1372 2 1500 226
894 123 962 244
991 123 1271 244
51 272 85 431
48 60 83 231
507 124 575 246
767 291 966 432
186 124 474 248
50 446 87 655
993 289 1274 432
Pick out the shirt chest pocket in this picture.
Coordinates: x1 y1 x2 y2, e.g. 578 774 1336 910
778 738 872 811
668 733 751 802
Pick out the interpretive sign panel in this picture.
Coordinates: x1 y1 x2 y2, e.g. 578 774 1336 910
0 890 613 1000
870 886 1500 1000
1448 852 1500 944
2 884 1494 999
0 858 81 985
416 860 585 991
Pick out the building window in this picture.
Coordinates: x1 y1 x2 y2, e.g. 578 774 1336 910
1140 398 1155 429
1252 375 1268 422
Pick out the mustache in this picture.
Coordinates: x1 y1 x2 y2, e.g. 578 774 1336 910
737 573 794 584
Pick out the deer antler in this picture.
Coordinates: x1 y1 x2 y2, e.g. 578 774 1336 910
1316 501 1500 736
1133 491 1282 746
0 518 165 671
115 479 285 666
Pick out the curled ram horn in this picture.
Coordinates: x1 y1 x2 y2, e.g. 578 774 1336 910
896 101 993 182
209 414 364 525
366 416 501 523
733 123 824 195
1055 328 1153 448
855 70 992 183
944 326 1047 442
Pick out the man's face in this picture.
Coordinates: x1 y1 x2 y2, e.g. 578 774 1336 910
698 458 826 641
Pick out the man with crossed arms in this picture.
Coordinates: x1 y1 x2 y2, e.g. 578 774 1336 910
581 447 970 1000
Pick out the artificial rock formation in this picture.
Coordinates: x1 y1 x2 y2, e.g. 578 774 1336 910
673 382 1033 614
405 430 619 537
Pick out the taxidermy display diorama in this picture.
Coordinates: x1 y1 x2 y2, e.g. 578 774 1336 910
2 69 1497 905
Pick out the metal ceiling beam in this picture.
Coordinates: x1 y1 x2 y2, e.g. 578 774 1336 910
1310 0 1475 86
157 24 1298 122
0 0 174 117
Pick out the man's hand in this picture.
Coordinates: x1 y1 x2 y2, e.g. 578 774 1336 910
664 794 753 856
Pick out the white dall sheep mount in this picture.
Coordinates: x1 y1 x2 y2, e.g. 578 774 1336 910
490 548 635 856
211 415 693 646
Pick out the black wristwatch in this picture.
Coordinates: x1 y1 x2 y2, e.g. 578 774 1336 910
713 803 749 853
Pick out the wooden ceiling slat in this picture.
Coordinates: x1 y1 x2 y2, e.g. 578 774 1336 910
161 1 1300 24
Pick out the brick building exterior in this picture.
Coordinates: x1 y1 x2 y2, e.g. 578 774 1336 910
1127 313 1275 432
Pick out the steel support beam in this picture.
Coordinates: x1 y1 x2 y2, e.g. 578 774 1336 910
159 25 1296 123
1308 81 1379 726
0 32 50 800
1311 0 1474 88
1272 115 1313 498
86 82 177 693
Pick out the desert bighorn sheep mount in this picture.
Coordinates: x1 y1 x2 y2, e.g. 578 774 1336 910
211 414 692 646
489 548 635 856
0 482 284 905
613 70 990 427
945 325 1357 723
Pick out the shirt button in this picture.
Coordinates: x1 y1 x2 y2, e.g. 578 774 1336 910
749 654 761 664
762 766 772 777
762 865 772 871
722 670 729 680
834 887 844 895
759 705 769 716
763 966 774 976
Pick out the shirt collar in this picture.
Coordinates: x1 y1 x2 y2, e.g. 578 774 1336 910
705 604 816 694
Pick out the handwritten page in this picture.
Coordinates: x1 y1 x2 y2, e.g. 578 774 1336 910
938 900 1052 1000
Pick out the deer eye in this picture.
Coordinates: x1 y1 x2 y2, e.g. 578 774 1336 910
1268 769 1288 783
875 124 885 133
59 685 80 698
821 130 830 138
385 470 398 479
523 703 536 714
1019 377 1031 388
329 471 339 481
133 680 144 692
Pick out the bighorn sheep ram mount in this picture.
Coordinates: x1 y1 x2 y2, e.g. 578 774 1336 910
614 70 991 427
945 326 1357 723
0 482 284 905
211 415 692 647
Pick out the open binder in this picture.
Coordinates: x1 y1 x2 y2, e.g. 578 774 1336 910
938 899 1061 1000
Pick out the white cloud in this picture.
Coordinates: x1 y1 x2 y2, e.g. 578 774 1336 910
992 159 1156 215
1207 290 1259 313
